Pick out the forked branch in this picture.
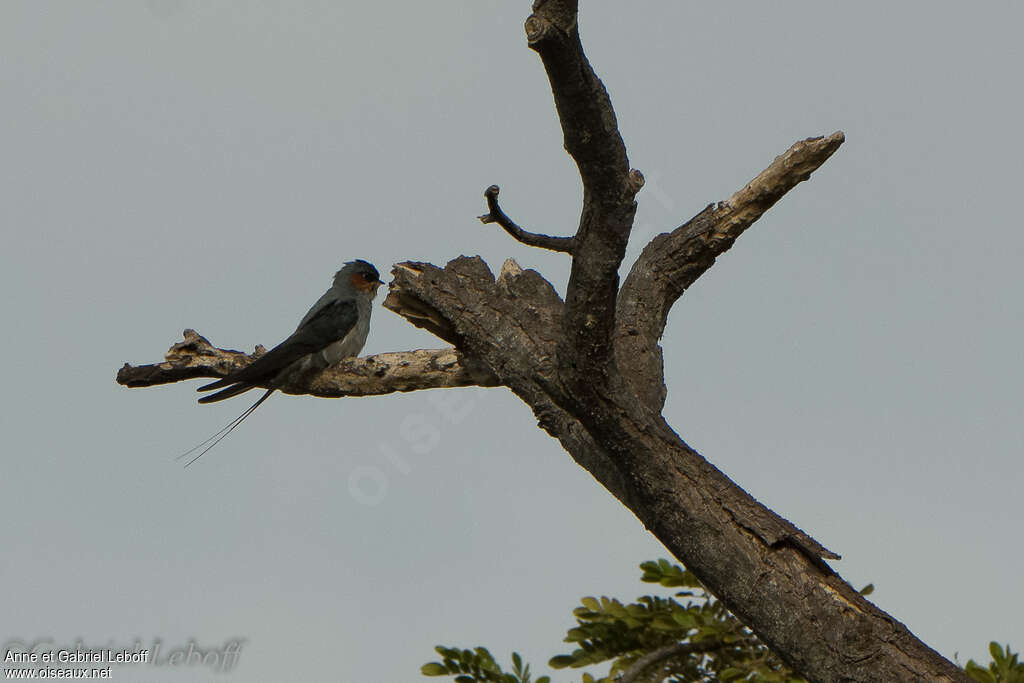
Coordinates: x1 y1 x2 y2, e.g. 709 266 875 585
616 132 845 410
112 1 968 678
527 0 643 388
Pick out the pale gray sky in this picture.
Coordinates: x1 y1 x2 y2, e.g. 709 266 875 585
2 2 1021 681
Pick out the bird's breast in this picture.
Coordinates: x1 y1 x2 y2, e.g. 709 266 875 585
321 302 371 365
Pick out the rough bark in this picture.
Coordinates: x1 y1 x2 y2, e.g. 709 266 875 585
118 329 499 397
116 3 968 681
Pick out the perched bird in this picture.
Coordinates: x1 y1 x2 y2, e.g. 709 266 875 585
180 259 382 466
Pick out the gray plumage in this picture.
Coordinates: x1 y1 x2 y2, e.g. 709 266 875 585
179 259 381 466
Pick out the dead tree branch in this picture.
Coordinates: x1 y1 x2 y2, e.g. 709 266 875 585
116 3 967 680
616 132 845 410
478 185 576 253
527 0 644 390
118 329 499 397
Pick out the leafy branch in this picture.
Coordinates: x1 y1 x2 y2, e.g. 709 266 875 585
422 560 1019 683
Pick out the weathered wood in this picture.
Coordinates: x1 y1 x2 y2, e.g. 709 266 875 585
116 4 967 680
117 329 499 397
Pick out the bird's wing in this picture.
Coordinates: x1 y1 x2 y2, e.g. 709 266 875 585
197 297 359 397
296 287 339 330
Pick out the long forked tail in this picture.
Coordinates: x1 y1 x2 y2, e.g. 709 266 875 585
177 389 275 467
198 381 261 404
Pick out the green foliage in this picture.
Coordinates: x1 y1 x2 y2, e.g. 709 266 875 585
423 559 800 682
965 643 1024 683
540 560 804 682
421 646 549 683
422 560 1017 683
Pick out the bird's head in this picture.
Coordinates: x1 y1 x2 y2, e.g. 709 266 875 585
336 260 382 297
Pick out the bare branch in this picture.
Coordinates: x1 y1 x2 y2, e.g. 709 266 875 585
382 263 462 345
111 1 966 674
383 258 564 383
383 257 636 504
526 0 631 199
308 349 499 397
116 329 500 398
526 0 644 390
616 132 845 410
477 185 575 253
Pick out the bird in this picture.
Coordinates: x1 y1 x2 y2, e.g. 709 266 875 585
179 259 382 466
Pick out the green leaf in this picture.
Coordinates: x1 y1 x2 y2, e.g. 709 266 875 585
990 642 1005 665
511 652 522 670
639 561 659 574
964 662 997 683
859 583 874 596
651 616 679 631
720 667 747 681
672 611 696 628
549 655 575 669
421 662 449 676
566 628 588 642
475 648 496 669
606 601 629 619
581 596 601 612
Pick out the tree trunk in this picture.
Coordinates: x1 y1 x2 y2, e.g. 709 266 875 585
117 2 968 680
